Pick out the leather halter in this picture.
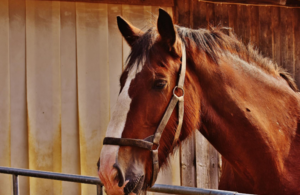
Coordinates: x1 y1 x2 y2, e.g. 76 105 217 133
103 44 186 187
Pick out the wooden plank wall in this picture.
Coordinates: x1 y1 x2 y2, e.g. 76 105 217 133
173 0 300 189
0 2 177 195
175 0 300 86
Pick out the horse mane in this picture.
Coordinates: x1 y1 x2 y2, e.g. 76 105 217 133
125 25 298 92
176 26 298 92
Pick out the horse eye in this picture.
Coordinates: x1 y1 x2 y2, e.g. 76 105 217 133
153 80 167 90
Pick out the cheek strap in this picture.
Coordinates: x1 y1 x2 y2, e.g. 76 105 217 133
102 44 186 187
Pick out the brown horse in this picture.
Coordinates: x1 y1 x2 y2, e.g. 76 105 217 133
98 8 300 195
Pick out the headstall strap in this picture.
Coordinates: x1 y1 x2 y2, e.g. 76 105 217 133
103 43 187 187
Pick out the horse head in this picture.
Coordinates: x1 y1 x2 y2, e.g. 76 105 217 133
98 9 199 195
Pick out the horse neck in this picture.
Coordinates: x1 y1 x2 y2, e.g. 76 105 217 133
189 49 300 191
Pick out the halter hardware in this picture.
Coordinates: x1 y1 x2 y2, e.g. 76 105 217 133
103 44 186 187
173 86 185 98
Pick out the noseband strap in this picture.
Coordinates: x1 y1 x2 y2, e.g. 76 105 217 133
103 44 186 187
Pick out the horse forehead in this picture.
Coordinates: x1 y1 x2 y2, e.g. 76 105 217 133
105 63 143 138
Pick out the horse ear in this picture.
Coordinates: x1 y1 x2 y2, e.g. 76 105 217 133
157 8 176 49
117 16 143 47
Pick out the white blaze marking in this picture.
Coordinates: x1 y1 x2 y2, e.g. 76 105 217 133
99 63 142 185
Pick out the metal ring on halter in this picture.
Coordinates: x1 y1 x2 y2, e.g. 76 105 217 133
173 86 185 98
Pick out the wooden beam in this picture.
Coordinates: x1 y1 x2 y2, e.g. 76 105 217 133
38 0 174 6
199 0 287 6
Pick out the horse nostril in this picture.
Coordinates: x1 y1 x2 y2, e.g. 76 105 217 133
113 163 124 187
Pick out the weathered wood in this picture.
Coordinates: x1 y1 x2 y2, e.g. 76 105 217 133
259 6 272 58
193 1 208 29
206 2 215 27
294 9 300 88
271 6 280 65
0 0 11 194
60 2 81 195
8 0 29 194
249 5 259 46
41 0 174 6
180 134 196 187
214 3 229 28
280 7 295 77
195 131 220 189
174 0 191 27
237 4 250 45
228 4 238 34
197 0 287 6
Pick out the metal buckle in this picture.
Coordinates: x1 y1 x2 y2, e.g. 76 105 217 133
173 86 184 98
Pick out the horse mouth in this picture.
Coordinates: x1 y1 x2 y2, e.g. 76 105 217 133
124 175 144 195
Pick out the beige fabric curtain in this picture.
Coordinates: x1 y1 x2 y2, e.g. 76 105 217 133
0 0 178 194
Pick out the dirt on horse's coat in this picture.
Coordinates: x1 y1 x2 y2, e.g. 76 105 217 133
98 8 300 195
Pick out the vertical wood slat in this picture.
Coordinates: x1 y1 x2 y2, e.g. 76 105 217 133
60 2 81 195
180 135 196 187
206 2 215 28
0 0 11 194
237 5 250 45
259 6 272 58
9 0 29 194
249 5 259 47
175 0 191 27
228 4 238 34
108 4 123 115
271 7 280 65
26 1 62 194
214 3 229 29
294 9 300 87
193 1 207 29
76 3 110 195
280 7 295 77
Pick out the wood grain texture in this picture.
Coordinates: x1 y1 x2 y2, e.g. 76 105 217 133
271 6 280 65
9 0 29 194
197 0 286 5
180 134 196 187
26 1 62 194
41 0 174 6
174 0 191 27
193 1 208 29
206 2 215 27
0 0 11 194
294 9 300 88
259 6 272 58
237 4 250 45
228 4 238 34
214 3 229 28
249 5 259 46
60 2 81 195
280 7 295 77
